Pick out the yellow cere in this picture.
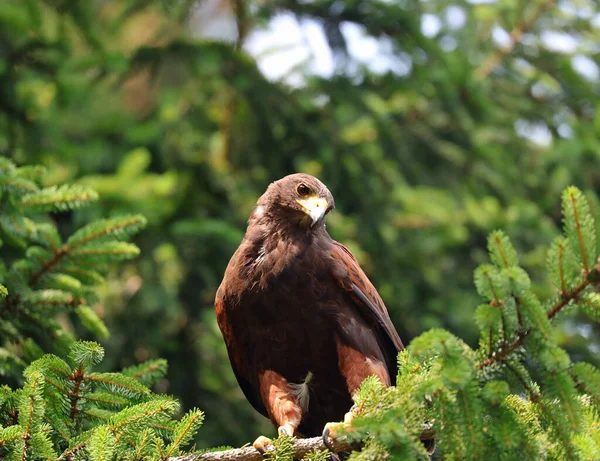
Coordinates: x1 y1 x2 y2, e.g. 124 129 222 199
296 195 329 226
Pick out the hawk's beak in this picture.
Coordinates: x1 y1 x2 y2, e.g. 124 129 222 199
296 196 329 227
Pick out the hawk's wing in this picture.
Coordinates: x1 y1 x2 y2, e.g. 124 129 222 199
214 290 267 418
330 241 404 368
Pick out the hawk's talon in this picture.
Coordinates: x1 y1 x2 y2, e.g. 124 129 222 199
322 427 342 461
322 426 334 451
277 424 294 437
252 435 273 456
323 411 355 459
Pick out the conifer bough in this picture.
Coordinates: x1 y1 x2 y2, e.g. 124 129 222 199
2 160 600 461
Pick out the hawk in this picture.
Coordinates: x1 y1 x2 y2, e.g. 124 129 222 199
215 174 405 454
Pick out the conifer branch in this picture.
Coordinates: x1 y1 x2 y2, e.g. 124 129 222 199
557 241 567 295
29 248 68 286
57 443 87 461
477 274 592 369
475 0 556 79
69 366 84 421
506 362 540 403
568 191 589 274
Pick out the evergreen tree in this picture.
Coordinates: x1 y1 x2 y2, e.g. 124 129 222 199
2 0 600 457
0 157 145 372
0 159 205 459
1 155 600 460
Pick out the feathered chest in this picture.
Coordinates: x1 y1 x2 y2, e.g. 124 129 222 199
225 231 335 317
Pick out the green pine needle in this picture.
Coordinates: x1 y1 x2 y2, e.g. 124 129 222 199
67 214 147 248
561 186 596 274
20 185 99 212
68 341 105 369
122 359 168 386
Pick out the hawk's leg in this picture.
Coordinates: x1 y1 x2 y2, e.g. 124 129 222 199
253 370 303 455
323 339 390 455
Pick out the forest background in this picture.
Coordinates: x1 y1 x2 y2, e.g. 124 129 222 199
1 0 600 451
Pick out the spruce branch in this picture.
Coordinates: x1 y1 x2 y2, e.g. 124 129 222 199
477 272 592 369
475 0 556 79
57 442 87 461
558 241 567 295
29 247 68 287
565 187 589 275
69 365 84 421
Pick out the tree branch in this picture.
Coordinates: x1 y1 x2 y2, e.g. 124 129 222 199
475 0 556 79
169 424 435 461
477 274 592 369
69 365 85 421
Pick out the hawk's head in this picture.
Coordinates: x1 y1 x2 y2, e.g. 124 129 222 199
254 173 335 229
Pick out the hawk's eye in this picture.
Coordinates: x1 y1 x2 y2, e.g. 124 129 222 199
296 183 311 197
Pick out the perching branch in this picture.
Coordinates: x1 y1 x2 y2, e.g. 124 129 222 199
475 0 556 79
168 424 435 461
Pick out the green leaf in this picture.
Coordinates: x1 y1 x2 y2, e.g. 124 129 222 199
561 186 596 274
20 184 98 212
0 284 6 298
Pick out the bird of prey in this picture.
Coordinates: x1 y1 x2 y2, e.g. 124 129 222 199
215 173 405 454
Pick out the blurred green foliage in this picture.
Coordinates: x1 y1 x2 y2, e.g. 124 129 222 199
1 0 600 450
